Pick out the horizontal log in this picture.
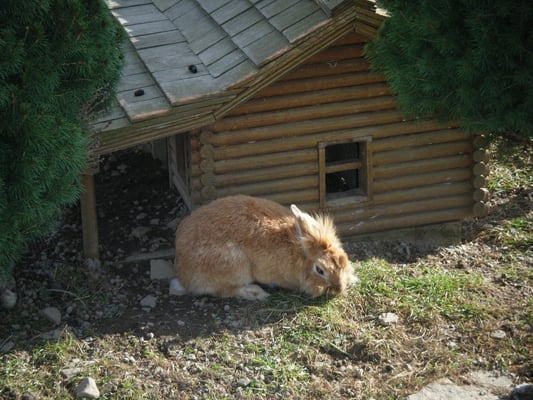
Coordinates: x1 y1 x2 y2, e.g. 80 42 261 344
210 109 404 147
227 83 392 116
472 175 487 189
373 141 473 166
191 164 201 177
473 188 490 202
303 44 365 64
373 168 473 193
337 207 472 237
333 32 368 46
374 154 472 180
212 162 318 187
191 151 200 165
214 7 358 117
278 58 370 81
211 96 397 132
372 129 470 152
214 175 318 198
96 110 216 154
210 148 316 174
332 193 473 224
211 118 451 161
372 181 473 206
259 190 319 207
255 71 386 98
473 162 487 176
473 201 488 217
473 149 488 162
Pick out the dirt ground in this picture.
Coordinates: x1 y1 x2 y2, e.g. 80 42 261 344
1 142 531 399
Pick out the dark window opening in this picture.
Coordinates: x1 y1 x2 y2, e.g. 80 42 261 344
319 138 372 208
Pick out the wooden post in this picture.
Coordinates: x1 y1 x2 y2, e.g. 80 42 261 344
80 172 99 260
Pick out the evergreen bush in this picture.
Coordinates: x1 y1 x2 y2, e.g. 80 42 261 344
366 0 533 140
0 0 123 282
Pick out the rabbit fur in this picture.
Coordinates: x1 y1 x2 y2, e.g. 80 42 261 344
173 195 355 300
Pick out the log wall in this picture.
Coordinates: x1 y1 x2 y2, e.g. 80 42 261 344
189 32 483 238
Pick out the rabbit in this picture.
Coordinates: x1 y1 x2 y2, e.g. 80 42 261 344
172 195 355 300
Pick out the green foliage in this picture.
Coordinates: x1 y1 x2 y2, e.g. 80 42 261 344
0 0 123 282
366 0 533 140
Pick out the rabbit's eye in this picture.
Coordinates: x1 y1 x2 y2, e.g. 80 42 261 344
314 264 325 276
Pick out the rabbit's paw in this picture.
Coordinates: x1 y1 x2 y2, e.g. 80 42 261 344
237 284 270 301
169 278 187 296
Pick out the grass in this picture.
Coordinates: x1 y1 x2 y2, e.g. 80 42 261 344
1 138 532 399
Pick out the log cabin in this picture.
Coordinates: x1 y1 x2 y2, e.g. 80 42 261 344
85 0 489 258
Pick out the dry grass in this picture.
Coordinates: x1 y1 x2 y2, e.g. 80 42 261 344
1 139 531 399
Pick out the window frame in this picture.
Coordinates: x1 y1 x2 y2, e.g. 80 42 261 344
318 136 373 209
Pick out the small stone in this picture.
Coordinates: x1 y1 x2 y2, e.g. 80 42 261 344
166 217 181 230
131 226 151 239
140 295 157 308
39 329 62 340
490 329 507 340
0 288 17 309
378 312 399 326
76 377 100 399
150 259 174 280
61 367 82 379
236 377 251 387
511 383 533 400
1 341 14 352
136 213 147 220
101 382 117 394
41 306 62 325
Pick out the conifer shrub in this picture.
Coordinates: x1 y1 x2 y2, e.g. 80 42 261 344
0 0 123 282
366 0 533 140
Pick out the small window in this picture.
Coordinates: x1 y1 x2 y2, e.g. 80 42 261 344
318 137 372 208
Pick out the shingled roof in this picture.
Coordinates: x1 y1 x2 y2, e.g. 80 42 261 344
92 0 384 154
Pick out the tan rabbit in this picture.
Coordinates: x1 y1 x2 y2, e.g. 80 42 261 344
172 195 355 300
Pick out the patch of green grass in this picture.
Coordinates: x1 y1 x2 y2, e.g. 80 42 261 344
355 259 489 323
495 215 533 251
486 138 533 193
0 333 78 398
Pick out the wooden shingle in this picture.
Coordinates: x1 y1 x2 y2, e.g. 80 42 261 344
94 0 367 148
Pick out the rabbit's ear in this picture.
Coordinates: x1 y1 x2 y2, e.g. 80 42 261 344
290 205 317 235
291 204 321 254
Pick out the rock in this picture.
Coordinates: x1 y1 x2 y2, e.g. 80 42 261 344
131 226 151 239
0 288 17 309
490 329 507 340
21 392 39 400
1 341 14 352
140 295 157 308
166 217 181 230
38 329 62 340
76 377 100 399
41 306 62 325
378 312 399 326
150 259 174 280
236 377 251 387
60 367 82 379
511 384 533 400
408 370 514 400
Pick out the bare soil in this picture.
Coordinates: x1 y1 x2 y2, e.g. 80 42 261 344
1 141 531 399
